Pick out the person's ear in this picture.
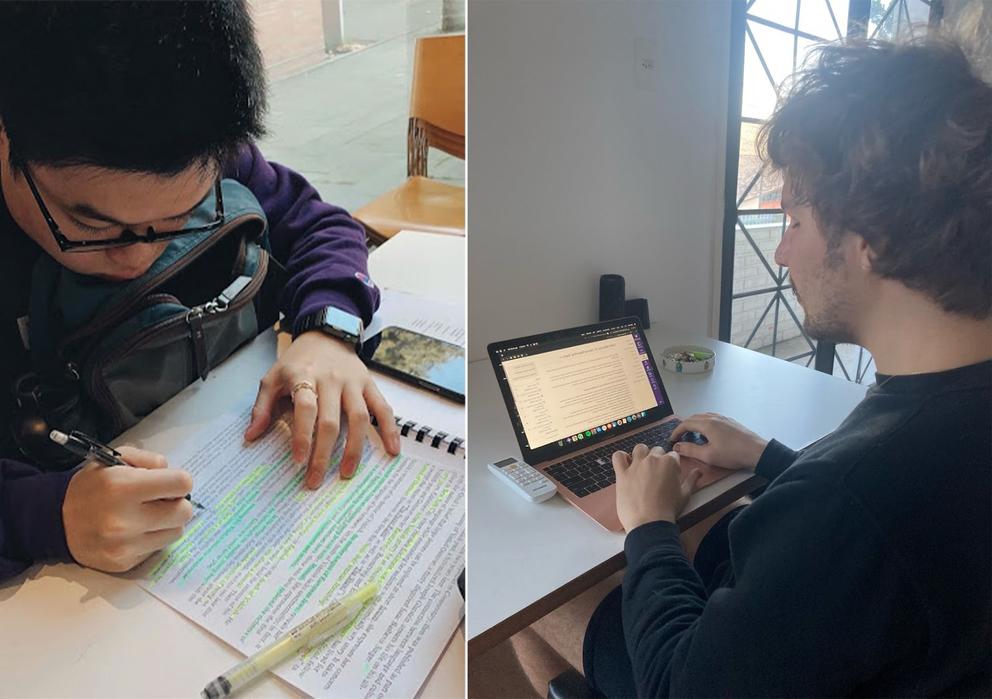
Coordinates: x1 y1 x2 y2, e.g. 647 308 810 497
855 235 876 272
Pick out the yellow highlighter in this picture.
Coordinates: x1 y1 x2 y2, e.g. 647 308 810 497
201 583 378 698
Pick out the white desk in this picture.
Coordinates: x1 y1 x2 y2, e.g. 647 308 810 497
466 325 868 656
0 231 465 698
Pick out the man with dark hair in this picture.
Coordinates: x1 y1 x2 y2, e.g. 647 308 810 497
0 2 400 580
586 38 991 696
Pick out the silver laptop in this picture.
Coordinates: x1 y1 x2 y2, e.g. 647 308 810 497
488 317 711 531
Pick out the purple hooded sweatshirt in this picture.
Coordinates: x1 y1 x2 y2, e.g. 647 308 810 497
0 144 378 580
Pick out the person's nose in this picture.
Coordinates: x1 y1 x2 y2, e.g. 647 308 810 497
113 241 162 271
774 227 791 268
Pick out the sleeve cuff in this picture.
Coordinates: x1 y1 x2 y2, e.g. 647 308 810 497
624 519 682 567
3 467 77 564
755 439 799 482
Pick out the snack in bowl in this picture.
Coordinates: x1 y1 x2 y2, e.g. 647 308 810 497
661 345 715 374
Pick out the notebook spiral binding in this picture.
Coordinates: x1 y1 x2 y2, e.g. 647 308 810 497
370 414 466 457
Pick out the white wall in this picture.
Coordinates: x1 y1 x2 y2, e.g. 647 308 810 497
467 0 732 360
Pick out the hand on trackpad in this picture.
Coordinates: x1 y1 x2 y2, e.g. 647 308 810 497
674 432 732 490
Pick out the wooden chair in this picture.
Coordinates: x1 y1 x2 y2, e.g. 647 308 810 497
355 33 465 245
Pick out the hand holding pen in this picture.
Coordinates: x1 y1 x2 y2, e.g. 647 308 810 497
52 430 203 574
51 430 205 509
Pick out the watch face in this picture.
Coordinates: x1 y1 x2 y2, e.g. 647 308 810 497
321 306 363 338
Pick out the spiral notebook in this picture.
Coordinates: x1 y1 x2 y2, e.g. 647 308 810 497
373 413 466 457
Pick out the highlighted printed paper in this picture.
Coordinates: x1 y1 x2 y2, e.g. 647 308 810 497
136 398 464 698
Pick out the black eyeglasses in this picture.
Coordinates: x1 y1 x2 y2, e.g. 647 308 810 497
21 166 225 253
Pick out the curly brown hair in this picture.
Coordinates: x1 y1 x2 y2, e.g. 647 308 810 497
760 38 991 319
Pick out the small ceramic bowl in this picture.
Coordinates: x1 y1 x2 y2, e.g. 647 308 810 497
661 345 715 374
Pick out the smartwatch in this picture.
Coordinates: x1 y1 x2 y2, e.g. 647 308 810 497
292 305 364 352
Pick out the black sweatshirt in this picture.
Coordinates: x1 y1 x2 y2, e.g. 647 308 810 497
622 360 991 697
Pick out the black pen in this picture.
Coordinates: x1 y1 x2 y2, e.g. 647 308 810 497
49 429 205 510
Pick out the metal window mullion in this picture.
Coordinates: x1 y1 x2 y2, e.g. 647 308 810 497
738 220 781 284
736 165 765 208
777 294 817 352
824 0 844 39
793 0 802 72
744 293 779 349
834 348 852 380
858 355 876 383
870 0 899 39
733 283 793 300
718 0 748 343
745 13 831 42
738 207 784 216
745 22 778 91
848 0 871 38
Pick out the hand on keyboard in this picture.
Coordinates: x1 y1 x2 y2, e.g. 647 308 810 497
669 413 769 471
612 444 701 531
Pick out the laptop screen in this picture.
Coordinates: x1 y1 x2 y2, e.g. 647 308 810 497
489 318 673 464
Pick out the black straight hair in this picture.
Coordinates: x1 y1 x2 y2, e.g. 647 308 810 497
0 0 267 176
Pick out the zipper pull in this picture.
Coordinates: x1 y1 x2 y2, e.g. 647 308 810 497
184 275 252 382
186 307 211 381
216 275 253 311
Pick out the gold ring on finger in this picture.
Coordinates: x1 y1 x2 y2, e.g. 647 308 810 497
290 380 318 402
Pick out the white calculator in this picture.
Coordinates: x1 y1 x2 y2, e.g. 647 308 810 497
487 457 557 503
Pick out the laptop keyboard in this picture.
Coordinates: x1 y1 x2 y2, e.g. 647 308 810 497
545 420 682 498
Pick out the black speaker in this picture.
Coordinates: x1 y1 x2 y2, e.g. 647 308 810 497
625 298 650 328
599 274 626 321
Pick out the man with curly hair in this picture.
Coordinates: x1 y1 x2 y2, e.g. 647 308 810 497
590 37 991 697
